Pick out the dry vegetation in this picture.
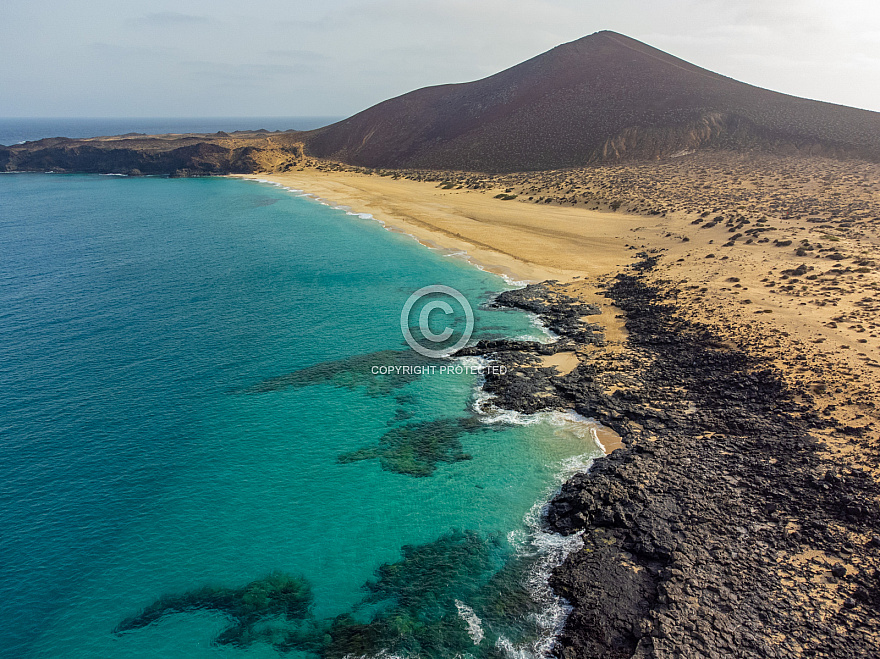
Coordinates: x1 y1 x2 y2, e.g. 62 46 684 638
300 152 880 479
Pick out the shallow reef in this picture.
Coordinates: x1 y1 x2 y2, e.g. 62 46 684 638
337 417 496 476
114 571 314 648
244 349 432 396
116 529 550 657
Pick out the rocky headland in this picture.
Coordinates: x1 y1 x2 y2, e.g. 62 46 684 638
458 259 880 657
0 129 305 176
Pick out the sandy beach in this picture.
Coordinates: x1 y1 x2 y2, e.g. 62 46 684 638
240 168 639 374
240 169 641 284
243 159 880 477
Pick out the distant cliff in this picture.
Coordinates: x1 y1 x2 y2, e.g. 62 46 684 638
1 131 305 176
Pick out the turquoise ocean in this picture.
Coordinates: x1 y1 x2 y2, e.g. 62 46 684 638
0 172 602 658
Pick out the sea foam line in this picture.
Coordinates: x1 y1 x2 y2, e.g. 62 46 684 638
455 599 485 645
495 443 595 659
247 177 535 289
521 310 557 342
249 176 593 657
457 355 604 658
346 211 378 221
494 457 590 659
461 259 529 288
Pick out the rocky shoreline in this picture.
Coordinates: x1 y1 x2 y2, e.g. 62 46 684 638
460 256 880 658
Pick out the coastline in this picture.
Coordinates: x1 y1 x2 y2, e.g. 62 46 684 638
239 164 880 657
243 171 627 653
242 170 632 453
237 168 634 361
239 163 880 470
480 266 880 657
236 170 639 284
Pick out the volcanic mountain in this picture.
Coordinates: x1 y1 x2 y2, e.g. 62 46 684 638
4 31 880 174
302 30 880 171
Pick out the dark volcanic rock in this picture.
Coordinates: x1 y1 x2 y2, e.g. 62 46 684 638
454 284 605 414
461 255 880 657
495 283 604 345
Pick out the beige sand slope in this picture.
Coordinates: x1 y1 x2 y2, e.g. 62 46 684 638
241 169 640 283
242 157 880 477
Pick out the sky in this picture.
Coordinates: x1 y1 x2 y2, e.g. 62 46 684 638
1 0 878 118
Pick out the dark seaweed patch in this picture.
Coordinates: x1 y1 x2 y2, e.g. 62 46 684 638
324 530 547 657
243 349 433 396
323 529 503 659
116 530 549 657
114 572 313 648
337 417 493 476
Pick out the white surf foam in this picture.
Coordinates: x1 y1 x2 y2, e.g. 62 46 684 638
346 211 376 220
589 426 606 453
455 599 485 645
471 389 599 443
494 451 593 659
463 259 530 288
499 272 530 287
461 361 605 658
523 311 558 342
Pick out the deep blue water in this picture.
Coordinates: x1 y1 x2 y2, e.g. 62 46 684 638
0 117 342 146
0 174 601 658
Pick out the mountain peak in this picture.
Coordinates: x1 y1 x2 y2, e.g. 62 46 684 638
303 32 880 171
